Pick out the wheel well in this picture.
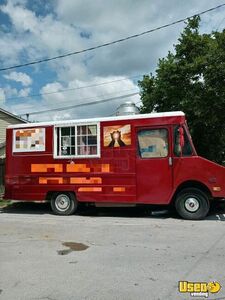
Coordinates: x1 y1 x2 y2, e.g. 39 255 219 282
45 191 76 202
172 181 212 204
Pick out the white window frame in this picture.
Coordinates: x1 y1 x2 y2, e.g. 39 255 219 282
54 122 100 159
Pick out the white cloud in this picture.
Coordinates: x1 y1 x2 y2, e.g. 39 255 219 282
1 2 38 33
3 71 32 86
37 77 140 121
0 85 30 105
0 0 221 78
2 85 18 98
0 1 87 63
41 82 66 104
0 0 224 121
2 0 223 81
4 77 139 121
18 87 31 97
0 33 28 66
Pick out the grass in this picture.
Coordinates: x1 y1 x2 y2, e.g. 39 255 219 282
0 200 12 208
0 185 8 207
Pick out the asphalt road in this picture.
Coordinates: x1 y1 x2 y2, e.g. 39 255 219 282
1 202 225 300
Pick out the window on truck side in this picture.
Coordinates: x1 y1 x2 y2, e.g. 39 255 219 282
77 125 98 156
138 129 168 158
173 125 193 156
56 123 99 158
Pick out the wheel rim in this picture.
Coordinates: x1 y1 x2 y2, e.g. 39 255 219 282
184 197 200 212
55 194 70 212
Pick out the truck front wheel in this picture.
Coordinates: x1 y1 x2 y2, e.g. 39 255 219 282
175 188 209 220
51 192 77 215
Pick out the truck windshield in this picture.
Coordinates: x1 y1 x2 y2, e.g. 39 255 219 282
174 125 193 157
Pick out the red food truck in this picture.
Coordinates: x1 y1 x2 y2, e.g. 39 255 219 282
4 111 225 219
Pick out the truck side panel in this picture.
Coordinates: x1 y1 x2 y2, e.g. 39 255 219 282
5 124 137 202
5 114 190 204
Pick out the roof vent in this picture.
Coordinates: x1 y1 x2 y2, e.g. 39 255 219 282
116 101 140 116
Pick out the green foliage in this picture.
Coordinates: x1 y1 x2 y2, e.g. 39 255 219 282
139 16 225 164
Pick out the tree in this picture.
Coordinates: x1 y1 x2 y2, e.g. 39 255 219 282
139 16 225 164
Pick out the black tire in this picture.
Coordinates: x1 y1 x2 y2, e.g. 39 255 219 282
175 188 209 220
51 192 77 215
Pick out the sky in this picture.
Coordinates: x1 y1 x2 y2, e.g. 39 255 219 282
0 0 224 122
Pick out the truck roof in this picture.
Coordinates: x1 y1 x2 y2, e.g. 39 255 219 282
8 111 185 129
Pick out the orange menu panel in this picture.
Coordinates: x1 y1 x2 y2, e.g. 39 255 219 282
31 164 63 173
66 163 111 173
39 177 63 184
113 187 126 192
78 187 102 192
32 163 111 173
66 164 91 173
38 176 102 185
101 164 110 173
70 177 102 184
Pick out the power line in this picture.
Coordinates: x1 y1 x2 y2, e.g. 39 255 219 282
4 74 142 101
19 92 139 116
10 87 139 112
1 3 224 72
38 87 139 108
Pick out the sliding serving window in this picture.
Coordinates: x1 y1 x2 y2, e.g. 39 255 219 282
55 123 100 158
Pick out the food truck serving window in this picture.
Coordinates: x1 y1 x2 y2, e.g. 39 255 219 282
55 123 100 158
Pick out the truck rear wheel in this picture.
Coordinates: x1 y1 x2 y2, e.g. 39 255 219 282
51 192 77 215
175 188 209 220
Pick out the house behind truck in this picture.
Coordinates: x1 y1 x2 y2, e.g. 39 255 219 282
4 111 225 219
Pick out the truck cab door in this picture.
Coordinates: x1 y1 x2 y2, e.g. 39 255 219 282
136 126 173 204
